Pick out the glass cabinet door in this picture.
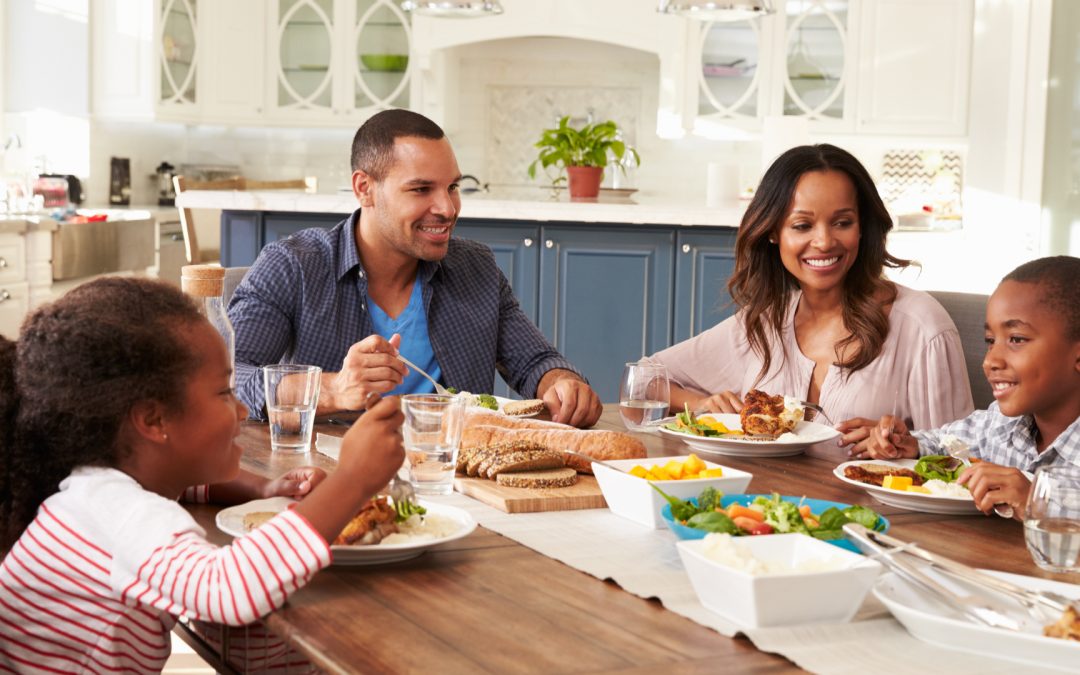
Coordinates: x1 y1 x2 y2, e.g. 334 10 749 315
782 0 849 120
352 0 411 110
697 19 763 119
159 0 198 106
276 0 335 111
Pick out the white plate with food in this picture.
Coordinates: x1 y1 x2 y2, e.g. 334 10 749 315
216 497 478 565
834 459 981 515
458 393 542 418
875 569 1080 671
658 413 840 457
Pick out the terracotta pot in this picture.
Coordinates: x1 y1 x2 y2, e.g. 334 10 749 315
566 166 603 199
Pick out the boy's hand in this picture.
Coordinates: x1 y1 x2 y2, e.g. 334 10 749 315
841 415 919 459
958 462 1030 519
338 394 405 496
262 467 327 499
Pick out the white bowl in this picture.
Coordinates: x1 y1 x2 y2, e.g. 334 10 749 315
677 533 882 629
592 455 753 529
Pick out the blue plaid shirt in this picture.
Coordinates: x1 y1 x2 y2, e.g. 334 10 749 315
229 211 581 418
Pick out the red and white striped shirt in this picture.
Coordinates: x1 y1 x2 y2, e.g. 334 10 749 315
0 467 331 673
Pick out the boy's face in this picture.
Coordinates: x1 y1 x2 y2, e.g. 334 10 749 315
983 280 1080 419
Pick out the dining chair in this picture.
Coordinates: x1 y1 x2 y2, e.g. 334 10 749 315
928 290 993 409
222 266 250 307
173 175 318 264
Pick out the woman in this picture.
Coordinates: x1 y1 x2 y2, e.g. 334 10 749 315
647 144 973 432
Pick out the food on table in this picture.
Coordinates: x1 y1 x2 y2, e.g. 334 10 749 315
457 440 567 479
333 496 400 545
700 533 850 575
1044 606 1080 641
626 453 723 481
843 463 926 487
381 511 462 545
502 399 545 416
740 389 804 438
913 454 966 482
496 467 579 488
657 487 885 540
882 475 913 490
449 389 500 411
242 511 278 532
663 405 741 437
462 409 647 474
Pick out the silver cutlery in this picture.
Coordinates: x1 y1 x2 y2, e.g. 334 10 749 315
942 437 1015 518
564 450 630 474
394 353 452 396
363 391 416 506
797 400 835 426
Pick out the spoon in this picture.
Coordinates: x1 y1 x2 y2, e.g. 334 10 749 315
394 353 452 396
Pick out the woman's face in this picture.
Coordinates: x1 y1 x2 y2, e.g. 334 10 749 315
775 169 861 295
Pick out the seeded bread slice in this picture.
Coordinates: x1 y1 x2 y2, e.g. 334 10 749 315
502 399 545 416
466 447 502 477
483 449 566 479
496 468 578 489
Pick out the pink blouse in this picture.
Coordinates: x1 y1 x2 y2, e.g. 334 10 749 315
646 284 975 432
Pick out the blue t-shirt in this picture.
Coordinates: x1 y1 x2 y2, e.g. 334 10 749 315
367 278 442 395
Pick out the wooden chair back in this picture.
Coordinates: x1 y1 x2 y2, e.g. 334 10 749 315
173 176 318 264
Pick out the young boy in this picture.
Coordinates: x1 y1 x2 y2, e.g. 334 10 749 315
842 256 1080 518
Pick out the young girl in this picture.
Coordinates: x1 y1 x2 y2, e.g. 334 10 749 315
0 277 404 672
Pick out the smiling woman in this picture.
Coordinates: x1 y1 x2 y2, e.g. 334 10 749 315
643 144 975 440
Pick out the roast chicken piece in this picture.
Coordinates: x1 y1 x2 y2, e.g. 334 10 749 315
739 389 801 438
333 496 399 546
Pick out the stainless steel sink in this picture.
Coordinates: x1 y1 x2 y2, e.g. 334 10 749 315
52 210 156 280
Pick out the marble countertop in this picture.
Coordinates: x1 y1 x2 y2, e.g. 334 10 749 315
0 216 60 234
176 187 748 227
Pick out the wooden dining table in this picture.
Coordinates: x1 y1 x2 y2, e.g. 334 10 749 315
179 405 1073 674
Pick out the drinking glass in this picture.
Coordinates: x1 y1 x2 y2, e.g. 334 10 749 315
263 364 321 454
1024 465 1080 574
619 361 670 432
401 393 466 495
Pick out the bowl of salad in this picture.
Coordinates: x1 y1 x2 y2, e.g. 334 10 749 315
657 487 888 553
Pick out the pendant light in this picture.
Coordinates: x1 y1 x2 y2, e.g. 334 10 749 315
657 0 774 22
400 1 504 18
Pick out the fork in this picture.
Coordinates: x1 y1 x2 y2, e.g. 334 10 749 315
942 437 1015 519
394 353 452 396
363 391 416 506
797 400 835 426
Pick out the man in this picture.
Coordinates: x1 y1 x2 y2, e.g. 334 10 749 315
230 109 602 427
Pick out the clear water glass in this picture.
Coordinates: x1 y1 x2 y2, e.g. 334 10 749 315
1024 465 1080 574
401 393 466 495
619 361 670 432
263 364 321 454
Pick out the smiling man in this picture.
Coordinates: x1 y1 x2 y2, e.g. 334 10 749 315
229 109 602 427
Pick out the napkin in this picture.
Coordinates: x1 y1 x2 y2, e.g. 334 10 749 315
315 433 342 461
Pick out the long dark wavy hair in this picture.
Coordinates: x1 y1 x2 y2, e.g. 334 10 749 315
728 144 911 384
0 277 204 550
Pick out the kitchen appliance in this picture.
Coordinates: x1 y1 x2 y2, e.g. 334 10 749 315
32 176 69 208
156 161 177 206
109 157 131 205
39 174 84 205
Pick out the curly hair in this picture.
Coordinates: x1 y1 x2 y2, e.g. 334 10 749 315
0 277 204 549
1003 256 1080 341
728 144 911 384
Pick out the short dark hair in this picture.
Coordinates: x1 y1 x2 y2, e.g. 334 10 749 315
350 109 445 180
1002 255 1080 340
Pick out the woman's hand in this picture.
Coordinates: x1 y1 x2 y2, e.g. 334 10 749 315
958 462 1030 519
689 390 743 414
841 415 919 459
262 467 328 500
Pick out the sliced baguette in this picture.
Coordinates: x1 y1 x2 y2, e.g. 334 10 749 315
496 468 578 489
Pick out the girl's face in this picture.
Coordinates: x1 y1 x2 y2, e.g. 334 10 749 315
776 170 861 294
167 321 248 486
983 280 1080 420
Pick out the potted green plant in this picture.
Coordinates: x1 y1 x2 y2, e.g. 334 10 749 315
527 116 640 199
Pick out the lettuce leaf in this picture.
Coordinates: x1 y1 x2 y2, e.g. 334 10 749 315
914 455 963 483
652 484 701 522
687 510 739 534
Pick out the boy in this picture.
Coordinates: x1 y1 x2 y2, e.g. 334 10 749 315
841 256 1080 518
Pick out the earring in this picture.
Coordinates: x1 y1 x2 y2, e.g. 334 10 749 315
162 433 169 441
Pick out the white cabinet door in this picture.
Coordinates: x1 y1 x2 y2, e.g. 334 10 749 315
267 0 342 123
92 0 155 119
202 0 266 121
856 0 973 135
155 0 201 121
0 282 29 341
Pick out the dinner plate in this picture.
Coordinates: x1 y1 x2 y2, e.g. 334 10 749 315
658 414 840 457
834 459 981 515
216 497 478 565
494 395 541 418
875 569 1080 671
660 494 889 554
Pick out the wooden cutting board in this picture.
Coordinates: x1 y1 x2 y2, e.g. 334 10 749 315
454 474 607 513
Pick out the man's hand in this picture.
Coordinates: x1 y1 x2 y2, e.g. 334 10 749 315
689 391 743 414
319 334 407 414
841 415 919 459
262 467 328 499
958 462 1030 519
538 369 602 427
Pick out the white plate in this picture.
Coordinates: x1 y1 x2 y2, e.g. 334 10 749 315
834 459 980 515
658 413 839 457
216 497 478 565
875 569 1080 671
494 395 541 418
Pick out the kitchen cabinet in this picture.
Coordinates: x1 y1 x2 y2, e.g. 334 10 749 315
673 229 738 343
201 0 267 121
0 227 52 341
155 0 200 121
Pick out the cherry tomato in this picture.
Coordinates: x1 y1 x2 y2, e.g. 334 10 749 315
747 522 774 536
732 516 760 532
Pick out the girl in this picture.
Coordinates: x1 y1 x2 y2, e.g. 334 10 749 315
646 144 973 434
0 277 404 672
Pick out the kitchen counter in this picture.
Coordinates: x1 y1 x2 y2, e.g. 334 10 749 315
0 216 60 234
177 187 748 227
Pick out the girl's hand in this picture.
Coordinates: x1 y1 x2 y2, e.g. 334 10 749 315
262 467 328 500
338 394 405 496
958 462 1030 519
845 415 919 460
690 390 743 414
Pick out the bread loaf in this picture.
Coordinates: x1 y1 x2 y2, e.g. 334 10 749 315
496 468 578 489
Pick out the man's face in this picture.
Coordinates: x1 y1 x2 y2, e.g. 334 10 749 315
360 136 462 262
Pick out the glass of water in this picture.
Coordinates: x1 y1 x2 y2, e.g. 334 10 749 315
619 361 670 432
401 393 466 496
1024 465 1080 574
263 364 321 454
